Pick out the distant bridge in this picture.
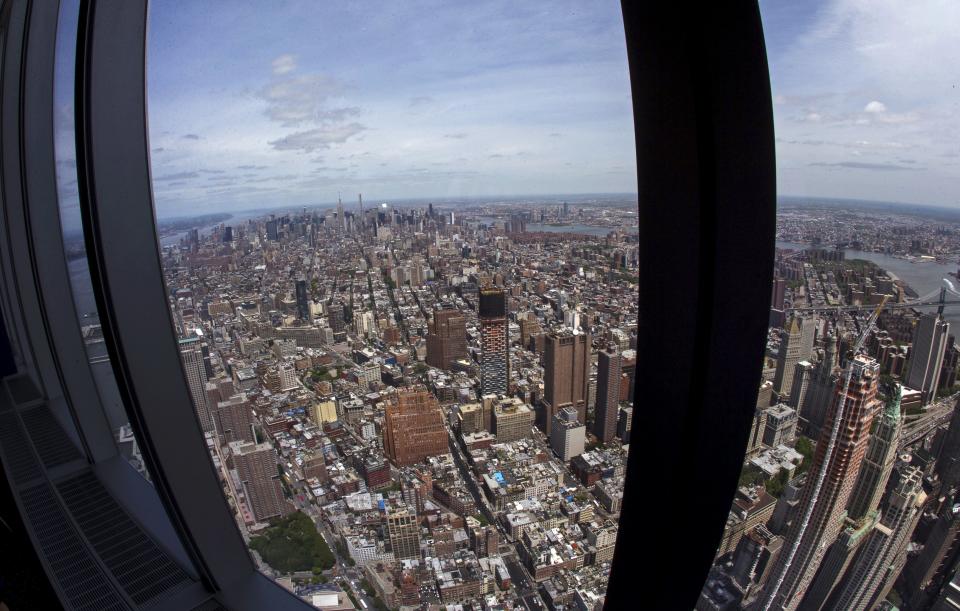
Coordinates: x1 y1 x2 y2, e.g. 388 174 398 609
789 283 960 315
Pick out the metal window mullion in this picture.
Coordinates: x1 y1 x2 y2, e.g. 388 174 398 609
0 0 60 405
73 0 256 592
18 0 119 463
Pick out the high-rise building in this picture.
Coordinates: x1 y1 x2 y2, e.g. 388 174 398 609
617 406 633 444
902 493 960 609
230 440 285 523
847 386 903 522
762 404 797 448
383 387 449 466
937 395 960 489
386 508 421 561
788 361 814 410
479 288 509 396
327 301 345 335
829 467 926 610
491 397 535 443
458 402 490 435
771 277 787 311
265 218 279 241
426 304 468 369
593 347 622 443
773 315 816 398
799 327 839 439
295 278 310 322
542 328 590 434
906 312 950 405
215 394 254 446
798 513 878 611
550 407 585 461
470 525 499 558
732 525 783 593
337 195 345 233
179 336 215 433
758 355 881 610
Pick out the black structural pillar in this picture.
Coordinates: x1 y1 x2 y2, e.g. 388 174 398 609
608 2 776 608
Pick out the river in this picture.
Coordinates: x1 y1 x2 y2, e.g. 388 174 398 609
776 241 960 329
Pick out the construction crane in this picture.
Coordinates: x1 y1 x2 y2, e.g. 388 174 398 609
761 295 889 610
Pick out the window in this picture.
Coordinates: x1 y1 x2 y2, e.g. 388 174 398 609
699 2 960 610
145 1 637 606
0 2 784 610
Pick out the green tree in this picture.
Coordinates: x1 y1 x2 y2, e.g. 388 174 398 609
248 512 335 573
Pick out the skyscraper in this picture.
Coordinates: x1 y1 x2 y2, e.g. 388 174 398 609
773 315 816 399
936 395 960 489
542 328 590 434
799 327 839 439
337 194 345 232
829 467 926 610
479 288 509 396
327 301 345 335
798 388 903 610
386 507 421 560
215 394 255 446
550 407 585 461
230 440 286 523
593 347 622 443
906 312 950 405
902 492 960 608
295 278 310 322
491 397 535 443
425 304 468 369
179 336 215 433
383 387 448 466
846 385 902 521
758 355 881 611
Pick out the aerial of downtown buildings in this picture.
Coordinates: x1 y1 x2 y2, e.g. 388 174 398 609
158 196 960 610
163 199 637 610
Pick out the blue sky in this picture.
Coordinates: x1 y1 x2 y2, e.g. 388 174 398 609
143 0 636 217
760 0 960 207
55 1 960 220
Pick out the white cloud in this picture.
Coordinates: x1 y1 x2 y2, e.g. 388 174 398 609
272 54 296 75
805 112 822 122
260 74 347 126
864 100 886 113
268 123 366 152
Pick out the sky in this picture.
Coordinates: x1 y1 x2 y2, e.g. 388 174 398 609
140 0 637 218
760 0 960 208
54 0 960 221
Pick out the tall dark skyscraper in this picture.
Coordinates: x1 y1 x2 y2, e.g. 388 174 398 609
295 278 310 322
179 336 215 433
265 218 279 241
327 301 345 334
905 312 949 405
829 467 925 610
542 328 590 435
799 326 839 438
593 347 621 443
426 303 468 370
759 355 881 611
479 288 509 396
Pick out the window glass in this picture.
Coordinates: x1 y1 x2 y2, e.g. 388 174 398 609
701 2 960 609
147 1 636 605
54 0 149 478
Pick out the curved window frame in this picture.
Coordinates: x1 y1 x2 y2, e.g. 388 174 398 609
0 1 776 609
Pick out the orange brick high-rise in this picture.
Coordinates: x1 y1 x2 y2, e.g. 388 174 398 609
383 386 449 466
